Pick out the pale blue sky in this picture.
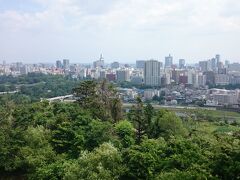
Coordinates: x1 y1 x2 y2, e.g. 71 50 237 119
0 0 240 63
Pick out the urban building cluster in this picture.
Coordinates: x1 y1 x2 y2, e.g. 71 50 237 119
1 54 240 107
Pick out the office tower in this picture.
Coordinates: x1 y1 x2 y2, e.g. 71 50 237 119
93 54 104 69
218 68 227 74
216 54 221 69
16 62 22 71
99 71 106 80
216 54 220 63
144 60 161 87
214 74 230 86
204 71 215 85
225 60 230 67
179 75 188 84
70 64 77 72
131 76 143 85
136 60 145 69
228 63 240 72
63 59 70 69
172 69 184 84
111 62 120 69
106 73 116 82
179 59 185 69
79 69 87 79
159 62 163 68
116 70 130 82
198 73 206 87
56 60 62 69
199 61 210 72
188 69 195 85
210 58 217 71
20 65 29 75
165 54 173 68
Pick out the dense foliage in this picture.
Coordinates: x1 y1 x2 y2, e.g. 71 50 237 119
0 80 239 179
0 73 79 104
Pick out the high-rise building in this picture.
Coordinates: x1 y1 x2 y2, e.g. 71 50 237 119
179 59 185 69
131 76 143 85
93 54 104 69
204 71 215 85
116 70 130 82
111 62 120 69
165 54 173 68
106 73 116 82
63 59 70 69
136 60 145 69
159 62 163 68
210 58 217 71
216 54 220 63
199 61 211 72
215 74 230 86
218 68 227 75
56 60 62 69
99 70 106 80
20 65 29 75
225 60 230 67
228 63 240 72
216 54 221 69
144 60 161 87
198 73 206 87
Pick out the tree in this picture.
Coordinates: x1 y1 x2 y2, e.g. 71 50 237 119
123 139 166 179
156 169 215 180
84 120 113 150
110 98 122 123
96 79 122 122
144 103 154 135
20 126 57 174
150 109 187 138
51 120 84 157
128 97 147 143
211 135 240 180
73 80 122 122
73 80 98 108
63 143 126 180
115 120 135 148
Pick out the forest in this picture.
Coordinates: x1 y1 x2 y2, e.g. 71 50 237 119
0 73 79 104
0 80 239 180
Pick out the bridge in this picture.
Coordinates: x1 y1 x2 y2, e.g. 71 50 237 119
0 90 19 95
41 94 74 103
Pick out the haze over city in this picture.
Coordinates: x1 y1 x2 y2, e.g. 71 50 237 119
0 0 240 63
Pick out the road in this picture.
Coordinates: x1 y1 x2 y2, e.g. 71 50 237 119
122 103 216 110
41 95 216 111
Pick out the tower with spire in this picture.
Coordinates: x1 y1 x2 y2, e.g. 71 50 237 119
93 54 105 69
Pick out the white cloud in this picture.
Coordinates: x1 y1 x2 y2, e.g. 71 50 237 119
0 0 240 63
0 0 240 32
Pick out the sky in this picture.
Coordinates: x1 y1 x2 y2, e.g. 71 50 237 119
0 0 240 64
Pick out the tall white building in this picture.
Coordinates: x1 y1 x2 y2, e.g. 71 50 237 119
144 60 161 87
198 73 206 87
93 54 104 69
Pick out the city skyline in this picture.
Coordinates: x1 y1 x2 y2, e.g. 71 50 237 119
0 0 240 63
0 54 237 65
